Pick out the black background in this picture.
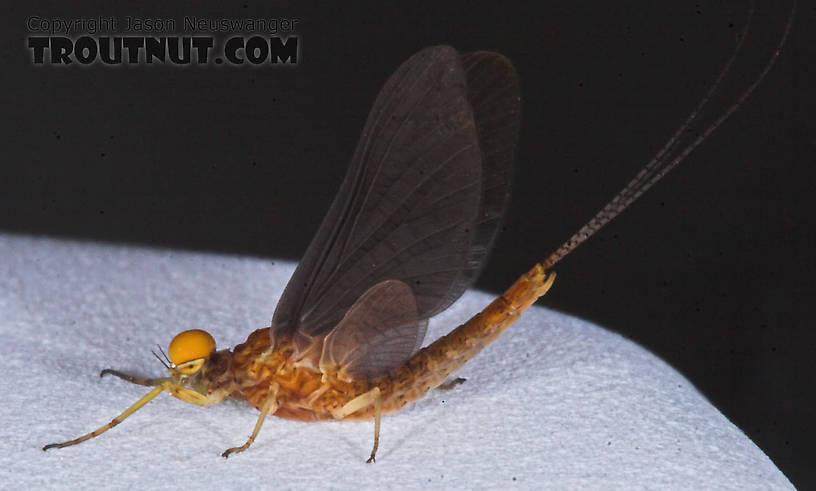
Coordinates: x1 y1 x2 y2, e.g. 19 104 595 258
2 1 813 487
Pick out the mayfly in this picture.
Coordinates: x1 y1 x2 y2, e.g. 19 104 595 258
44 3 796 463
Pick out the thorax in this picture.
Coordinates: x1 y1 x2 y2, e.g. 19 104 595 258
228 328 371 421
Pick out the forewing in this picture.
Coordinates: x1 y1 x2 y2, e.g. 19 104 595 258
271 46 520 364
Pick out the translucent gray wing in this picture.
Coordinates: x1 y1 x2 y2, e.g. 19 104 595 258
319 280 427 381
271 46 519 371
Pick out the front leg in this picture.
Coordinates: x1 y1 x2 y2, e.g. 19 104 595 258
163 380 226 406
100 367 229 407
100 368 167 387
44 385 166 450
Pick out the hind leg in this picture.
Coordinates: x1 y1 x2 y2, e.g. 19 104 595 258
333 387 383 463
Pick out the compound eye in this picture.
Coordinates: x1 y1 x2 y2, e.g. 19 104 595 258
168 329 216 368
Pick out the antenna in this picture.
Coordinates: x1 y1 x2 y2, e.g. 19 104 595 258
540 1 797 270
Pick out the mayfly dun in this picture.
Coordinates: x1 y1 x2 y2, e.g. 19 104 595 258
44 3 796 463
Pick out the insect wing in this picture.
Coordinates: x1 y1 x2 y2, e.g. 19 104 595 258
318 279 427 381
456 50 521 287
271 46 520 372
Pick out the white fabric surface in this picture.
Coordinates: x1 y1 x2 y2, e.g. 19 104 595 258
0 234 792 490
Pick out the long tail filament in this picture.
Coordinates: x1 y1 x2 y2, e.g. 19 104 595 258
541 1 797 270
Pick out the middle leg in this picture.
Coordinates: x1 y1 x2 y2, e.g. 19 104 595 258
222 383 280 458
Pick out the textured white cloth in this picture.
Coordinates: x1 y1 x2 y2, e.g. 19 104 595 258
0 234 792 490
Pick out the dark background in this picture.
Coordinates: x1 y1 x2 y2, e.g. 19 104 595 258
2 1 813 487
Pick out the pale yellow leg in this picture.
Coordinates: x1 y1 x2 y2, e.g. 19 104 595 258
366 393 382 463
100 368 167 387
333 387 383 463
44 375 234 452
162 381 222 406
222 383 280 458
43 385 165 451
333 387 381 418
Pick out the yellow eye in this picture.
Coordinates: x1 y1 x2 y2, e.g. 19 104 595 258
168 329 216 367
